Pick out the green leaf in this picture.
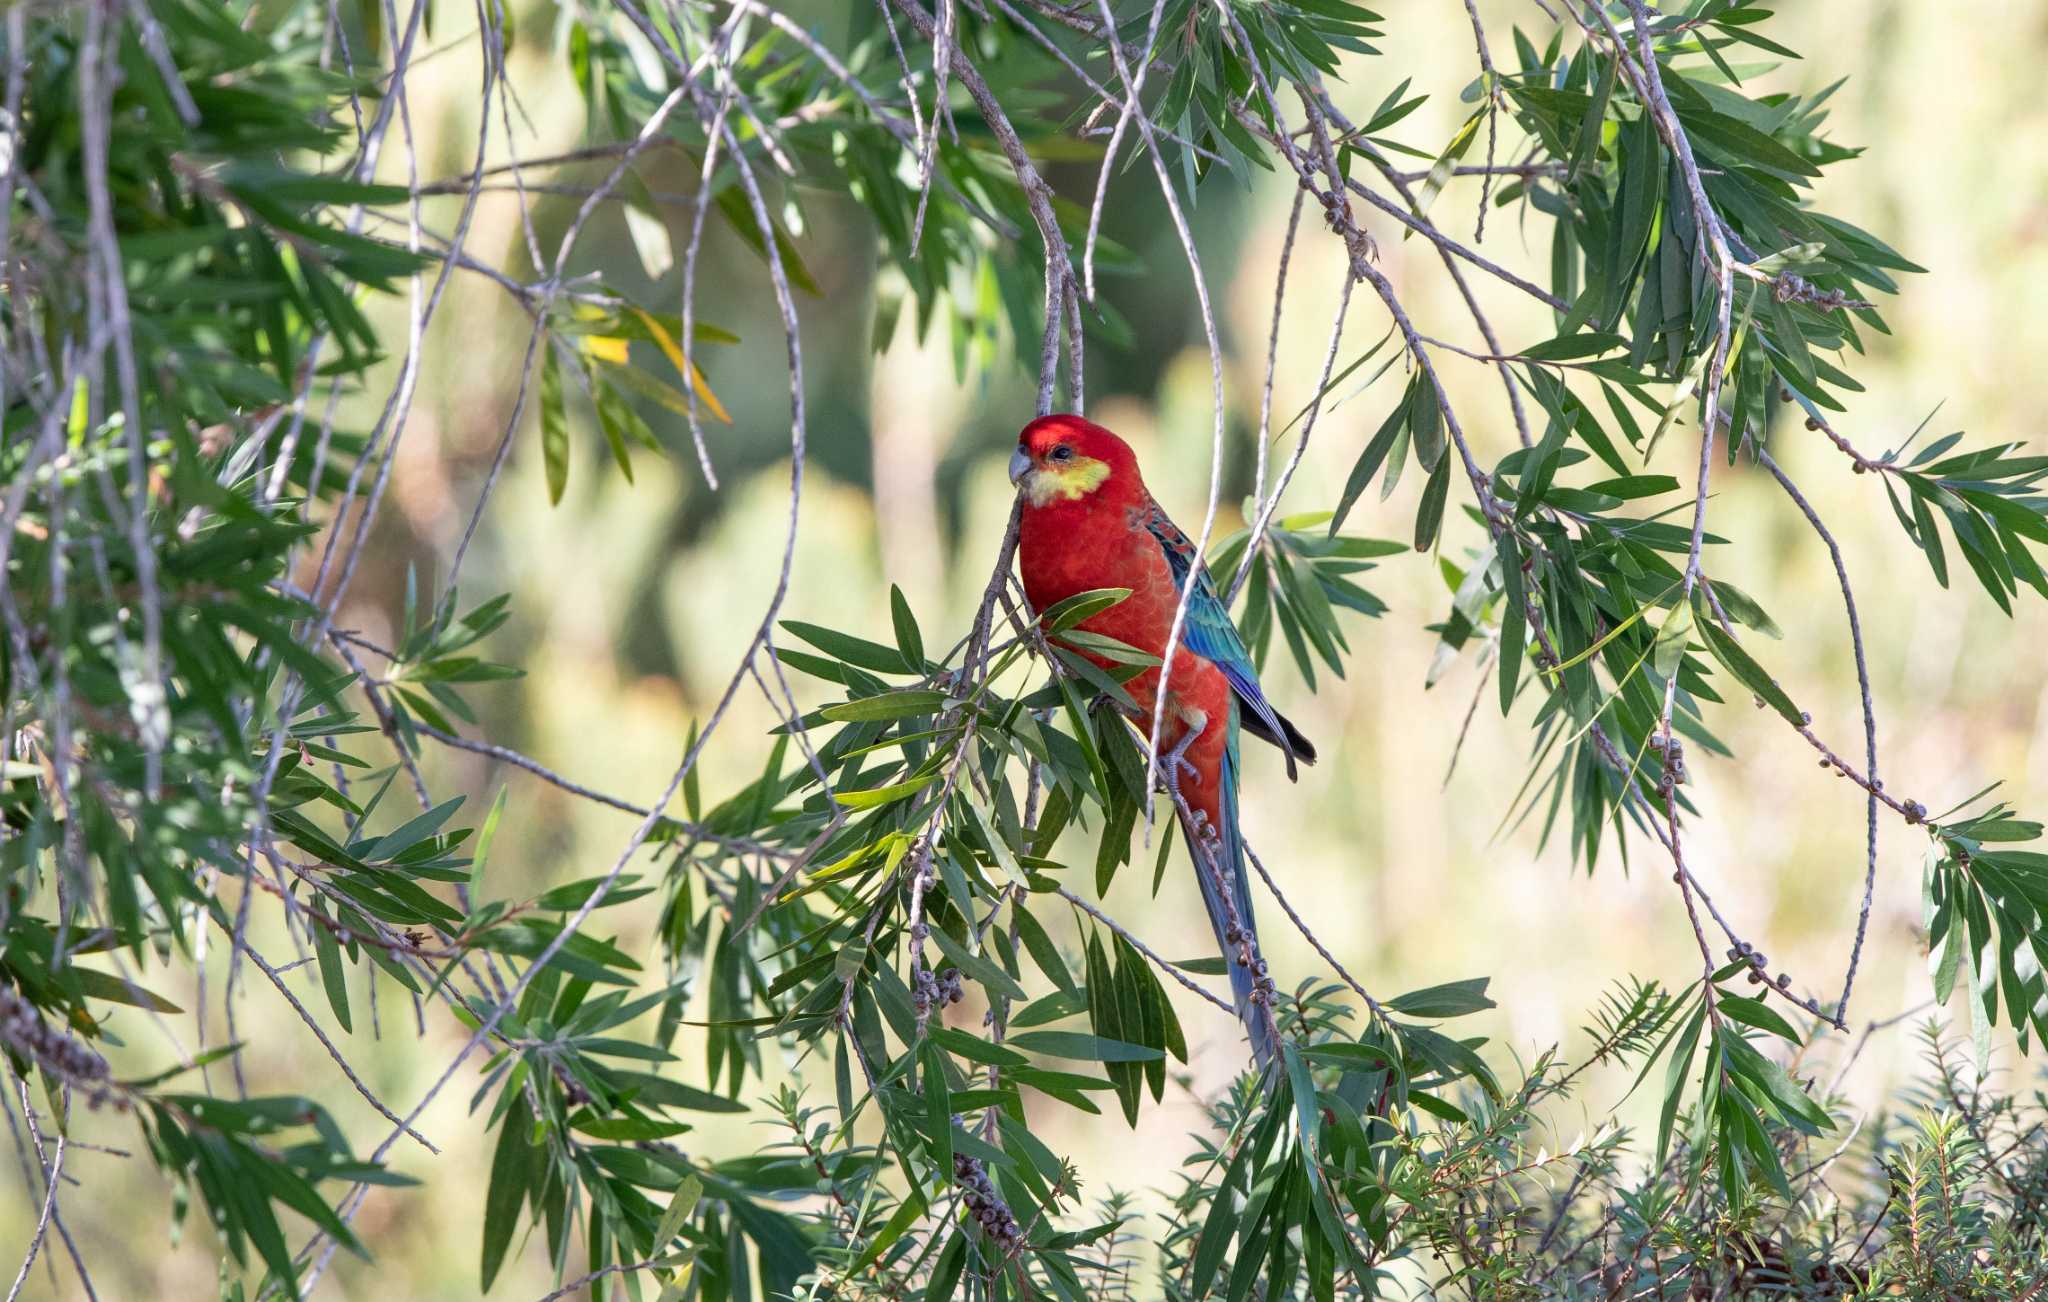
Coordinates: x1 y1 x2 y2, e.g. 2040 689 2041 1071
1387 977 1496 1019
1707 580 1782 639
1409 368 1446 472
1399 1023 1501 1100
470 784 509 896
479 1096 535 1290
819 689 950 722
1523 332 1627 363
928 924 1028 1001
592 379 644 481
1054 629 1162 666
921 1039 954 1173
1083 930 1137 1123
927 1229 967 1301
848 1189 927 1275
780 621 915 674
1014 905 1077 995
1053 647 1141 714
1931 879 1965 1004
1651 599 1694 680
1040 587 1132 633
1716 993 1801 1043
122 1043 246 1091
314 919 350 1034
1498 533 1526 716
930 1026 1030 1067
1189 1150 1246 1296
1006 1030 1163 1063
1011 990 1087 1029
616 1073 750 1113
1413 455 1452 553
1585 473 1681 500
1301 1041 1400 1072
1416 107 1483 217
1329 395 1409 536
1571 54 1617 183
1657 1001 1708 1165
1671 97 1823 179
66 966 184 1014
358 794 464 863
1720 1029 1833 1132
1694 602 1803 725
1283 1041 1321 1157
889 585 925 670
714 186 822 295
652 1174 703 1250
540 342 568 505
1909 485 1950 587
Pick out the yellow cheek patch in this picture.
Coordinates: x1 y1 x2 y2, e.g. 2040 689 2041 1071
1026 455 1111 506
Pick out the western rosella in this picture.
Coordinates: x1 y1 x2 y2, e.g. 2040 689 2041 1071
1009 414 1314 1066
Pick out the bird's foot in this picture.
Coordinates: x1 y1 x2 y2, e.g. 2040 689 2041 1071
1160 707 1207 792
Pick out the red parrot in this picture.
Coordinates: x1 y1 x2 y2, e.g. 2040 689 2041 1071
1010 414 1315 1066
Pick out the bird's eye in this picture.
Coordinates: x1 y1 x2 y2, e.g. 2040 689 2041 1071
1050 445 1074 462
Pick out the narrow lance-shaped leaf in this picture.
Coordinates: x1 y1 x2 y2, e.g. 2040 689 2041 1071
540 341 569 505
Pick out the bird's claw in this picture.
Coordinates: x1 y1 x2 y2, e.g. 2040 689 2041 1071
1161 726 1203 793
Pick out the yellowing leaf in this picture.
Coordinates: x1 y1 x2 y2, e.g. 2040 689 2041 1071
656 1262 695 1302
806 835 896 884
779 835 907 907
581 335 630 365
832 775 934 810
67 374 88 443
631 307 731 424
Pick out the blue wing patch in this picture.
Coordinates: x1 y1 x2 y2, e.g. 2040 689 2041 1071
1138 500 1309 779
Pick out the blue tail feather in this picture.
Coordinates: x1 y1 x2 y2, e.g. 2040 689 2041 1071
1183 706 1276 1069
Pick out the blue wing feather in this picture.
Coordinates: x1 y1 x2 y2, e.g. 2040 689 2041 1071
1138 501 1302 777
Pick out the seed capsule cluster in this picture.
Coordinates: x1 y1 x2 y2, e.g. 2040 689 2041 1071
912 966 965 1018
1650 732 1688 787
1727 941 1792 990
953 1153 1023 1252
0 985 122 1109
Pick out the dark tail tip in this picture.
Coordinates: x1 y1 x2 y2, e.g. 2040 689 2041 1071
1281 713 1317 766
1243 708 1316 781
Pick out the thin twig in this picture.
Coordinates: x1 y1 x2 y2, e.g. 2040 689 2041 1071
5 1087 62 1302
1243 842 1383 1021
1461 0 1502 240
529 1258 671 1302
1095 0 1228 831
221 919 438 1153
1756 450 1883 1023
1053 886 1233 1014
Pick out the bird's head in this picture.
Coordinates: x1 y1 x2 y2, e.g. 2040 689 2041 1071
1009 414 1140 508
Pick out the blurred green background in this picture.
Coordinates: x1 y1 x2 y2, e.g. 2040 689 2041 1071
15 1 2048 1296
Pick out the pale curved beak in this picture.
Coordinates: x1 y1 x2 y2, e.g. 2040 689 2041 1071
1007 446 1033 487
